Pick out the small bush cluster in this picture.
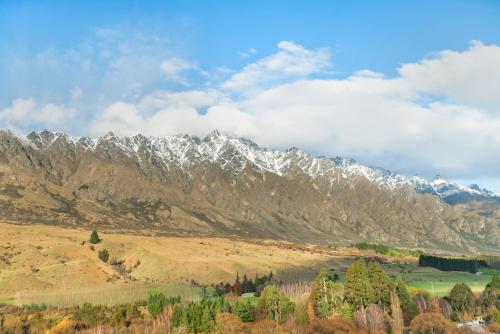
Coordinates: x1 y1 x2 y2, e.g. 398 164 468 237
98 249 109 262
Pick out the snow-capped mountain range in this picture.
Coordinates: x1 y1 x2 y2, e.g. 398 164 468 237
2 128 500 252
17 129 499 205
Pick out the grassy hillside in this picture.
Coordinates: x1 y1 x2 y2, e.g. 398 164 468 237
0 221 497 307
0 221 352 305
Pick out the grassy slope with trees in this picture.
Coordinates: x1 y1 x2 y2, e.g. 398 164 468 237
1 260 499 333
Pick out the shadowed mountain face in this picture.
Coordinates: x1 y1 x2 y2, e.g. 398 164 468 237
0 129 498 254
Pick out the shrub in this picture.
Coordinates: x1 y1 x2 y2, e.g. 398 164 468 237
251 319 276 334
215 312 244 334
293 302 310 325
487 272 500 290
183 296 231 333
112 306 127 324
171 304 184 327
491 307 500 324
89 230 101 244
235 299 255 322
148 293 167 317
98 249 109 263
46 318 81 334
410 312 450 334
309 318 368 334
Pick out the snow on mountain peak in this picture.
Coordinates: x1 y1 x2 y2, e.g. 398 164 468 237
6 129 499 204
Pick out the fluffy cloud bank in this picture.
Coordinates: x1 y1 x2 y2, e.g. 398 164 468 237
89 41 500 180
0 99 75 132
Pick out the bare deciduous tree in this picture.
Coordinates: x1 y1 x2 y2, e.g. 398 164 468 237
354 304 387 333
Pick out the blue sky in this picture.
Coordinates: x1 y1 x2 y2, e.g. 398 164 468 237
1 0 500 191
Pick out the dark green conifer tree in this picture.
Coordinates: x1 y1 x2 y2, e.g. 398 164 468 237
344 259 374 310
89 230 100 244
367 261 394 309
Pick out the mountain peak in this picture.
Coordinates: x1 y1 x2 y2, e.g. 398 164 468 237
102 131 116 140
1 128 498 204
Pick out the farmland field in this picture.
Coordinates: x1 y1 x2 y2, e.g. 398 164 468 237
384 263 499 297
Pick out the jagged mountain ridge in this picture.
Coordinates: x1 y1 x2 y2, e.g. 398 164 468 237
0 129 499 254
21 129 499 204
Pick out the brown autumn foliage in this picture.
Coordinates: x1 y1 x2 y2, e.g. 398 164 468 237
216 312 246 334
307 301 316 321
410 312 451 334
488 322 500 333
428 297 441 313
45 318 83 334
307 318 369 334
251 319 277 334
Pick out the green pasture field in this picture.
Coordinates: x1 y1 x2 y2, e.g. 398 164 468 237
384 263 499 297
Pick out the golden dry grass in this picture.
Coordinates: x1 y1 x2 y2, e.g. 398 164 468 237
0 221 351 306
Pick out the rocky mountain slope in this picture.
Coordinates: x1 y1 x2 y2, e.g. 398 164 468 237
0 129 498 254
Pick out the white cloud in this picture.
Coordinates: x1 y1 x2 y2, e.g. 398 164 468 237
160 57 201 85
222 41 331 91
90 41 500 182
0 99 75 130
398 41 500 110
92 89 226 136
3 37 500 186
35 103 75 125
0 98 36 122
238 48 257 58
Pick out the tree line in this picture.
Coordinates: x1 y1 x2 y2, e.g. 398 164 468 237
418 254 487 273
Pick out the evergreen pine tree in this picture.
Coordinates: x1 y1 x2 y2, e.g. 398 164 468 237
200 305 212 333
367 262 394 309
235 299 255 322
449 283 474 314
89 230 100 244
242 274 249 293
147 293 167 317
394 275 418 320
344 259 374 310
171 304 184 327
